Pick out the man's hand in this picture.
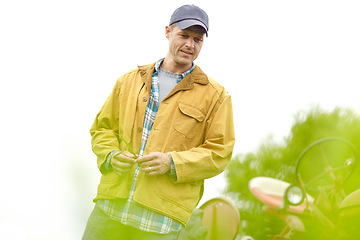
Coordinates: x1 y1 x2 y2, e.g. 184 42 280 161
136 152 170 176
111 151 136 175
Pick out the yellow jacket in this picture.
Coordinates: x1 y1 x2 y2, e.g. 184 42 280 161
90 62 235 225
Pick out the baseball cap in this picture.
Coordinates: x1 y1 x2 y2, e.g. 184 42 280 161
169 5 209 36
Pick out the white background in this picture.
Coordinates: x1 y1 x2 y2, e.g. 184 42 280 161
1 0 359 239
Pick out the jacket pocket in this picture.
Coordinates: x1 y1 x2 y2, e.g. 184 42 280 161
155 175 203 212
97 171 130 198
99 171 121 184
174 102 205 138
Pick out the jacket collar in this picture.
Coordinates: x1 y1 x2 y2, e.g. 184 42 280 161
138 62 209 93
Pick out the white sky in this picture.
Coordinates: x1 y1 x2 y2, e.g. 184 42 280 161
1 0 359 239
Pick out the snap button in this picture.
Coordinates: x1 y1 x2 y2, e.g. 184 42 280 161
138 127 142 133
142 97 148 102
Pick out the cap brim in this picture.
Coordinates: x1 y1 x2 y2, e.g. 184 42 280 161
176 20 208 36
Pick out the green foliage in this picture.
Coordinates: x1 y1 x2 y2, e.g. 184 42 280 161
178 209 208 240
225 107 360 239
114 134 138 158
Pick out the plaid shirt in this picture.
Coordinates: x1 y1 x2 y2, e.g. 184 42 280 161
98 59 195 234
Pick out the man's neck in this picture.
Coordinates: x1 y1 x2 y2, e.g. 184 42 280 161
161 58 192 74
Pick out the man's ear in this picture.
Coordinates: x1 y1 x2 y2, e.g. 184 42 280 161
165 26 171 40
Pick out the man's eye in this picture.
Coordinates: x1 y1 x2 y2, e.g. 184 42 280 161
180 34 188 38
195 38 203 43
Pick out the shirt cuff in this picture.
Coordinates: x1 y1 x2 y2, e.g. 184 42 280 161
167 153 177 179
105 150 121 171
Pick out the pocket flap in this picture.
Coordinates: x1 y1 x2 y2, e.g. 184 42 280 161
178 102 205 122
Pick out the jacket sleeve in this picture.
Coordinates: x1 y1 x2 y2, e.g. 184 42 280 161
170 92 235 183
90 80 121 173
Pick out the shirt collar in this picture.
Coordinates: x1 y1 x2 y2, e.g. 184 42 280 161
154 58 196 80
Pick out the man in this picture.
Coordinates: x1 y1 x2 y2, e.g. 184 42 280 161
83 4 235 240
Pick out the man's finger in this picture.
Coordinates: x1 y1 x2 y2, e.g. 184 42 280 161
141 165 158 175
113 160 132 168
114 153 136 163
136 154 153 164
137 160 154 168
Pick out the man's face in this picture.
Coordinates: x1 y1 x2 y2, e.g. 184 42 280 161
165 24 205 69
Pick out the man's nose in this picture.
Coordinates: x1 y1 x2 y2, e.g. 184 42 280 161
185 38 195 48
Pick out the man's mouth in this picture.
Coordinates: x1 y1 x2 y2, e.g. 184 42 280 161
180 50 193 56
